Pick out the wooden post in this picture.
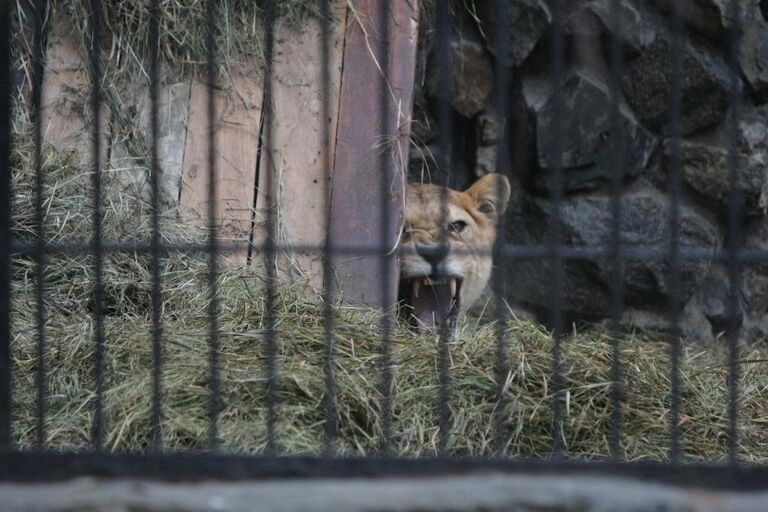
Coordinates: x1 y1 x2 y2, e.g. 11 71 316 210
329 0 420 308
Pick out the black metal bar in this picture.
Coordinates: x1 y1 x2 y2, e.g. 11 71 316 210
205 0 221 451
148 0 164 452
262 0 278 455
434 0 453 456
548 0 566 460
9 240 768 263
492 0 511 455
0 0 13 453
31 0 47 451
607 0 625 461
2 453 768 491
88 0 106 452
377 0 394 455
668 0 684 464
724 0 743 466
320 0 337 456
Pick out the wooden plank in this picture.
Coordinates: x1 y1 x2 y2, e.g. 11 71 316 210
110 80 190 213
253 1 347 287
41 12 109 168
329 0 420 308
178 76 263 263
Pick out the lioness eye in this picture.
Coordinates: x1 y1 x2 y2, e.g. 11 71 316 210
447 220 467 234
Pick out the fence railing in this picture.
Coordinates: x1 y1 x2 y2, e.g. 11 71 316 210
1 0 768 487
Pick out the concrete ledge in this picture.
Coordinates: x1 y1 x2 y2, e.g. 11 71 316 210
3 473 768 512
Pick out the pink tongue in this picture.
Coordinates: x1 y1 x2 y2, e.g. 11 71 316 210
412 284 454 328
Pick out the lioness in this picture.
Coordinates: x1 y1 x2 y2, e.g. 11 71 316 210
399 173 511 328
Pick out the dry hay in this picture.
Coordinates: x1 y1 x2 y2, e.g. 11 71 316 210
7 126 768 461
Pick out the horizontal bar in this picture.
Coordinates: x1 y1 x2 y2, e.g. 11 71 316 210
9 240 768 263
0 452 767 490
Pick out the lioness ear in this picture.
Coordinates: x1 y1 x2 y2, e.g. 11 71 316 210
466 173 511 220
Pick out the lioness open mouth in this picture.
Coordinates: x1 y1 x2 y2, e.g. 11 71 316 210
399 276 463 329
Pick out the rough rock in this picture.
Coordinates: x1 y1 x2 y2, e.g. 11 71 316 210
475 111 504 177
740 13 768 97
692 264 743 337
622 37 738 135
475 145 498 177
407 144 440 183
580 0 660 52
621 302 716 342
411 97 437 144
659 139 767 217
742 218 768 340
591 0 766 98
427 38 493 118
585 0 740 135
503 182 720 320
648 0 750 34
736 104 768 211
477 0 551 68
478 111 502 146
520 69 656 193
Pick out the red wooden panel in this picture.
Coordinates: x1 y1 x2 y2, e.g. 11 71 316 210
253 2 347 286
329 0 420 308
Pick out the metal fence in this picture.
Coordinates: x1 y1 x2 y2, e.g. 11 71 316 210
1 0 768 488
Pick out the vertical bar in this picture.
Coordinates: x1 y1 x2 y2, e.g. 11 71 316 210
668 0 684 464
320 0 337 456
607 0 625 461
548 0 566 459
31 0 47 451
0 0 13 452
377 0 394 455
724 0 742 466
205 0 221 450
435 0 452 455
262 0 278 454
148 0 164 452
89 0 106 452
492 0 511 455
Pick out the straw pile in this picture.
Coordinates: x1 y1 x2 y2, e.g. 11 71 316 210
8 127 768 461
57 0 325 73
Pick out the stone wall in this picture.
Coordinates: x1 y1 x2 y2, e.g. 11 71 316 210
410 0 768 341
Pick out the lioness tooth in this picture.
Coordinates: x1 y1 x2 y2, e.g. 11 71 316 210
412 279 421 299
424 277 433 286
449 278 457 297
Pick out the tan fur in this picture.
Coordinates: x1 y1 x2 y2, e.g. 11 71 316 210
400 173 511 314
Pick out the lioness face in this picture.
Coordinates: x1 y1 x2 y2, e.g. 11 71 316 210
399 173 511 328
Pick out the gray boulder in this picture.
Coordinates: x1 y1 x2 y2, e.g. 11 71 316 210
503 182 720 319
740 13 768 98
520 69 656 192
648 0 750 34
658 139 767 217
590 0 765 100
742 218 768 340
579 0 739 135
427 37 494 118
581 0 660 52
477 111 502 146
622 37 738 135
477 0 551 68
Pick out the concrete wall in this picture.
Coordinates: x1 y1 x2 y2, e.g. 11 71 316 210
3 473 768 512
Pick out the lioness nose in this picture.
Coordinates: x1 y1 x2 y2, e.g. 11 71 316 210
415 243 449 267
